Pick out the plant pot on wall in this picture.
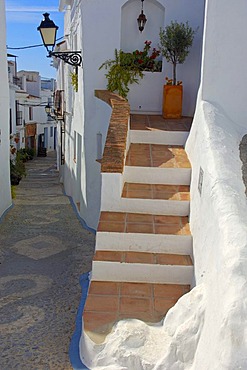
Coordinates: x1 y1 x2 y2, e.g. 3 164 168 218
163 84 183 119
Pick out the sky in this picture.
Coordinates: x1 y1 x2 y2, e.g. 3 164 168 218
5 0 64 78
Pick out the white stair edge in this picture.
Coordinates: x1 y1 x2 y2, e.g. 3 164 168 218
96 232 192 255
130 130 189 146
91 261 193 285
101 198 190 216
124 166 191 185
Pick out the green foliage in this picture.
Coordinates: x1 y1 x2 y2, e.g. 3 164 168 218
100 49 144 99
18 148 35 161
11 185 16 199
159 21 197 85
70 71 78 92
10 153 26 185
99 42 161 99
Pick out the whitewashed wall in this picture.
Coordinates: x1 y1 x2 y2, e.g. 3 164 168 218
0 0 11 217
184 0 247 367
59 0 204 229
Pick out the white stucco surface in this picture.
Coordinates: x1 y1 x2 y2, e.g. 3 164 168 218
0 0 11 217
58 0 205 230
79 0 247 367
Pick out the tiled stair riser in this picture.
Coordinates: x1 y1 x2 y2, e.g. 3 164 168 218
130 130 189 146
92 261 193 284
95 232 192 255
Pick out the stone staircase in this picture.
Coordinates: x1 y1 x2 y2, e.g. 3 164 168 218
83 114 193 342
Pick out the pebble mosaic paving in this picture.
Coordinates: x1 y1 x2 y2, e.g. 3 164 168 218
0 152 95 370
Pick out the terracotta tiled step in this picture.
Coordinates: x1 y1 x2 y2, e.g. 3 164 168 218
122 183 190 201
125 143 191 168
83 281 190 341
94 251 193 266
130 114 192 132
97 211 191 236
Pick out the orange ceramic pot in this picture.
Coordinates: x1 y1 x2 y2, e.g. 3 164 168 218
162 85 183 119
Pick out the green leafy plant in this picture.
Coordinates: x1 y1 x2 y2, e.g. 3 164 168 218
10 152 26 185
70 71 78 92
99 41 161 98
159 21 197 85
100 49 143 98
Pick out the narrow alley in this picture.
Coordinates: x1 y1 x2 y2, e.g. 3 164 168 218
0 152 95 369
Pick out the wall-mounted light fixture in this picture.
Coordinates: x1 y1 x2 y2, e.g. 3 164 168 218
137 0 147 33
45 103 56 120
37 13 82 67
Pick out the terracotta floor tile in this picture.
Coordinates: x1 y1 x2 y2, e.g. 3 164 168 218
126 223 154 234
154 215 181 224
120 282 152 297
154 224 181 235
121 189 127 197
178 185 190 191
179 193 190 201
100 211 126 222
127 159 151 167
156 253 192 266
88 281 119 296
154 185 178 192
84 295 119 312
180 224 191 235
181 216 189 225
97 221 125 233
154 297 177 314
125 251 154 264
84 311 118 333
94 250 123 262
153 284 189 298
120 296 152 314
153 191 180 200
130 115 192 132
127 183 152 191
126 190 153 199
126 213 153 223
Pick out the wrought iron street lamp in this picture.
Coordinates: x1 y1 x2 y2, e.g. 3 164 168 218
137 0 147 32
45 103 52 115
37 13 82 67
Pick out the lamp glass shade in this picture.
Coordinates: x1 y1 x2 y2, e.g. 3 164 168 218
37 13 58 49
45 104 52 114
137 11 147 32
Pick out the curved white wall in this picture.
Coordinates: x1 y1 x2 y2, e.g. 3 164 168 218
184 0 247 366
0 0 11 217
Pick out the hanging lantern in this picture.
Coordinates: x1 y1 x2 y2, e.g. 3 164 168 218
137 0 147 32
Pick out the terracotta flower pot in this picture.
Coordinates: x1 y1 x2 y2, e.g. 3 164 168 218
162 85 183 119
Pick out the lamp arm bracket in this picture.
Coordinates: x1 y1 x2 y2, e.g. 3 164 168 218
49 51 82 67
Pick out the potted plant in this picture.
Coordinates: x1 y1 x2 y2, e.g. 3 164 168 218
159 21 196 118
99 41 161 99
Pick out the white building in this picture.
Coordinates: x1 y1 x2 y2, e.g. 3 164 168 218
56 0 205 230
54 0 247 368
0 0 11 217
7 66 57 155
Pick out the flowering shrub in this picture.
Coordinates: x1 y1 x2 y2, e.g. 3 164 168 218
122 41 162 72
165 77 182 85
99 41 161 98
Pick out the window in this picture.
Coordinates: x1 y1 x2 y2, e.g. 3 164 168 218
29 107 33 121
50 127 53 137
16 111 23 126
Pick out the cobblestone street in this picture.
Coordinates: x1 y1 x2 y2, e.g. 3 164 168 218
0 152 95 369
